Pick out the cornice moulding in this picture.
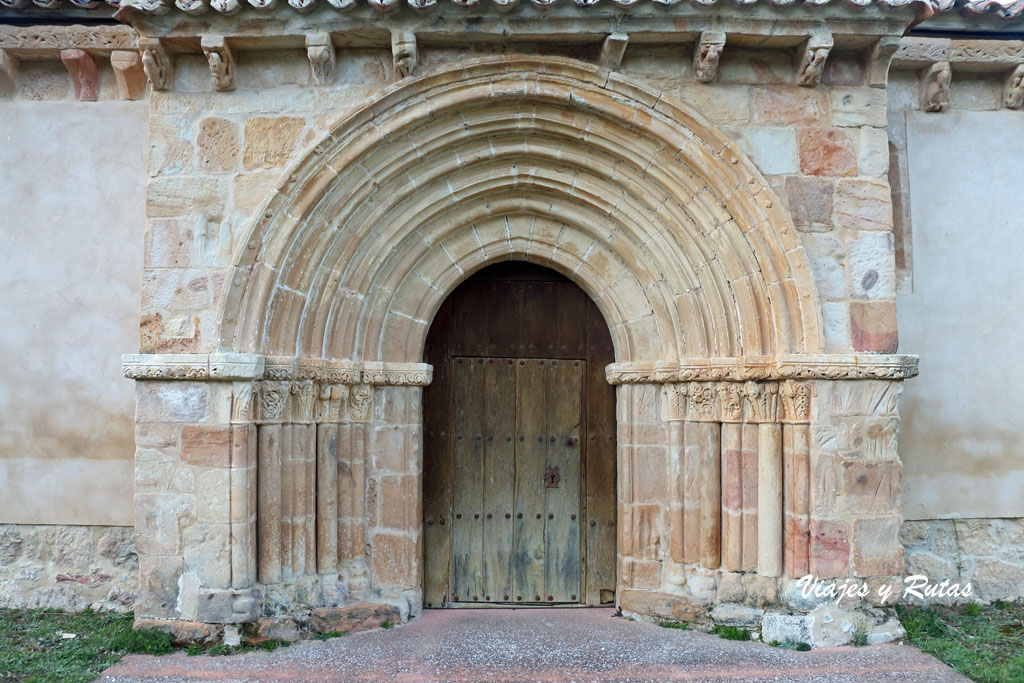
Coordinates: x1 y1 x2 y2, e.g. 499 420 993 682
605 354 920 384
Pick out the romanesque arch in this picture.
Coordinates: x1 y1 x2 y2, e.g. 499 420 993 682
216 56 823 366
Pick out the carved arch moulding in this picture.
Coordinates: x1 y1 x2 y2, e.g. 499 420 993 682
215 56 837 371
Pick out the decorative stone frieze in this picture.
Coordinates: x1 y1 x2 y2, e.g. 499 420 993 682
694 31 725 83
605 355 919 385
599 32 629 71
201 36 236 92
123 355 431 385
797 34 832 87
0 24 137 56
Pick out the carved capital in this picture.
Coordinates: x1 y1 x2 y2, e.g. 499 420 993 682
391 30 416 80
306 33 336 86
111 50 146 100
599 32 628 71
741 380 778 423
60 49 99 101
201 35 236 92
694 31 725 83
317 383 349 422
1005 64 1024 110
138 37 173 91
716 382 744 423
257 381 289 423
867 35 901 88
687 382 716 422
779 380 813 424
231 382 259 424
797 34 832 87
348 384 372 423
921 61 951 113
661 383 688 421
289 380 317 423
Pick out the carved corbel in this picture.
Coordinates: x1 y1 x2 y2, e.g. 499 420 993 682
694 31 725 83
797 34 832 87
391 30 417 79
110 50 146 100
0 49 17 95
305 33 336 86
201 35 236 92
867 35 901 88
921 61 951 112
1005 64 1024 110
600 32 629 71
60 49 99 101
138 37 173 91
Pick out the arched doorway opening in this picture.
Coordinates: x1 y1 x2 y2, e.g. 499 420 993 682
422 262 616 607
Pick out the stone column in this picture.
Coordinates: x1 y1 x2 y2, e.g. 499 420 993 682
363 363 432 618
125 353 264 626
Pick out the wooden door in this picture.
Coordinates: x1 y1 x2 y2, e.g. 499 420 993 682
424 262 616 607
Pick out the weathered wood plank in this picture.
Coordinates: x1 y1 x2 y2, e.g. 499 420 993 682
514 359 548 603
451 358 484 602
482 358 516 602
543 359 582 602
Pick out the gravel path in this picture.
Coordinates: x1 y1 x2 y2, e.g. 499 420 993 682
100 607 966 682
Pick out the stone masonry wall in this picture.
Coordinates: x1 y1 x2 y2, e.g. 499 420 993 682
901 518 1024 604
0 525 137 612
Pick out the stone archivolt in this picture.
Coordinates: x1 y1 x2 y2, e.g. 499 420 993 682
219 56 823 366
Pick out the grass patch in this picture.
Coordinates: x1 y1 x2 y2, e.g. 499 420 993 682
769 639 811 651
711 625 751 641
0 608 157 682
314 631 346 641
897 601 1024 683
381 620 394 630
657 620 691 631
